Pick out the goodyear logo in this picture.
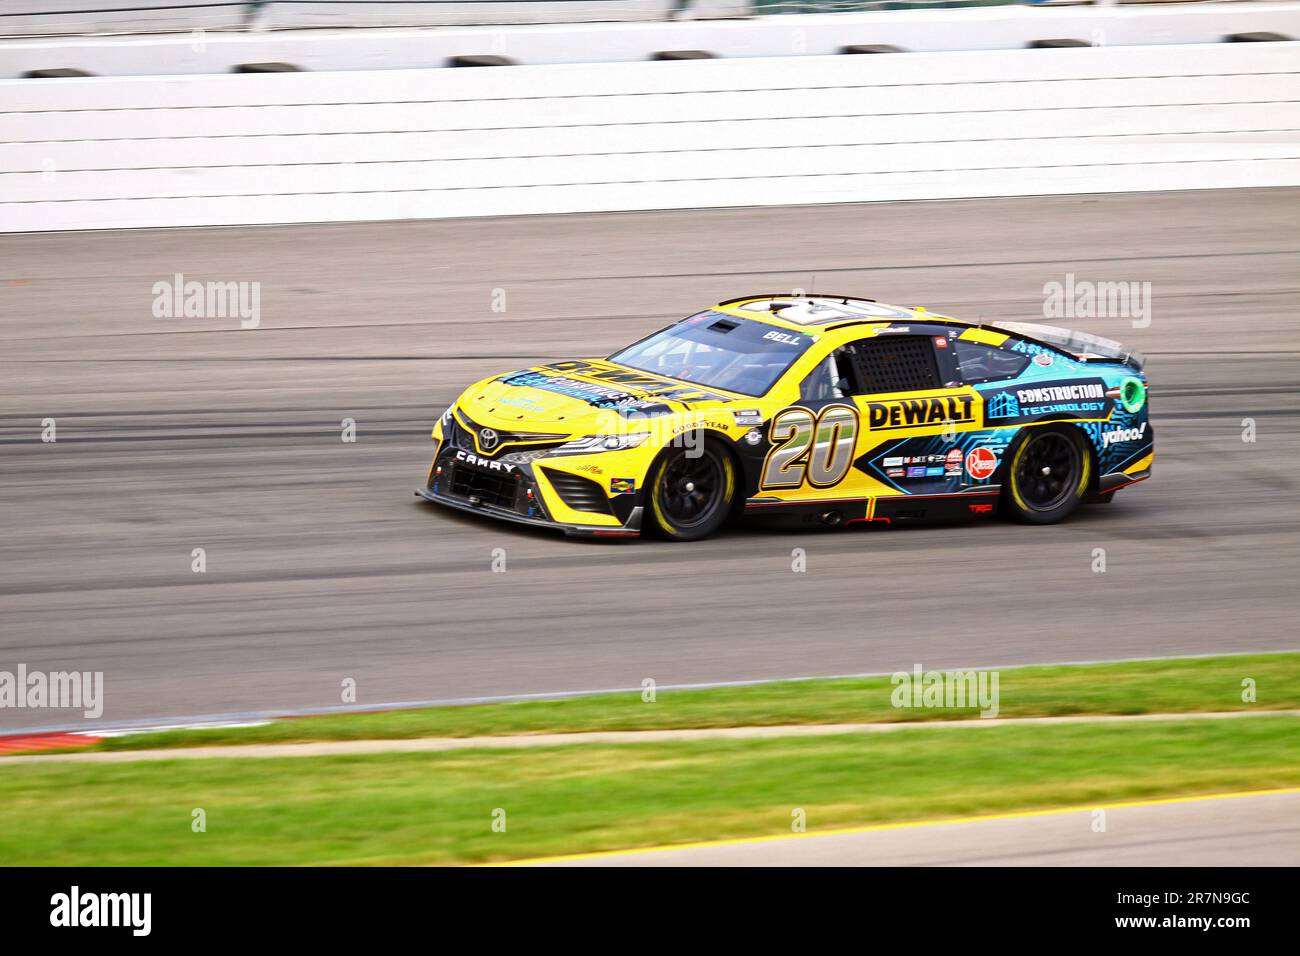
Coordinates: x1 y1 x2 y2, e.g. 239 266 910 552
866 395 975 431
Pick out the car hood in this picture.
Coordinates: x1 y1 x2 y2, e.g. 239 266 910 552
457 358 741 434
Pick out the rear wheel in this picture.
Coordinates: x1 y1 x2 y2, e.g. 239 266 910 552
1002 427 1091 524
646 440 736 541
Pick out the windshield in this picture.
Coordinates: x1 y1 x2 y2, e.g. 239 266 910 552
608 311 815 397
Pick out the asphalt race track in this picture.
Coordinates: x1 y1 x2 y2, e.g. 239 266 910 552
539 790 1300 867
2 188 1298 731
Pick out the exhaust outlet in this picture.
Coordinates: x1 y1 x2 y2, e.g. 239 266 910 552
820 511 843 527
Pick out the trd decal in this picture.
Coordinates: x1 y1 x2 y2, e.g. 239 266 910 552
866 395 975 431
761 404 858 490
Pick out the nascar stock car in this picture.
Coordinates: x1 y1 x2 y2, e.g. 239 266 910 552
416 294 1152 540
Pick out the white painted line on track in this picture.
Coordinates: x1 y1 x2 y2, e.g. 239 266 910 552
3 647 1294 737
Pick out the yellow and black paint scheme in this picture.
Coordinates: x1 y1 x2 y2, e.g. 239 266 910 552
416 294 1152 538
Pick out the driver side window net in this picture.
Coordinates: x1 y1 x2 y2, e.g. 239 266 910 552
799 353 846 401
844 336 942 394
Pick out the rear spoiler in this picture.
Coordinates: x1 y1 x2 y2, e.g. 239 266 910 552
986 321 1146 371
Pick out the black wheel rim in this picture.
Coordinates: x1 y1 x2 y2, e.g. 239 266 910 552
1015 432 1081 511
657 448 725 529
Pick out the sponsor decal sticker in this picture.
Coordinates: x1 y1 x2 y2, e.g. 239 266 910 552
506 361 730 410
944 449 963 476
925 466 945 477
906 466 927 478
1010 340 1055 357
1101 422 1148 448
933 336 948 348
672 419 729 434
762 330 805 346
1017 382 1105 404
493 393 546 413
965 447 998 481
983 378 1108 421
886 468 906 478
609 478 637 495
866 395 976 430
882 456 904 467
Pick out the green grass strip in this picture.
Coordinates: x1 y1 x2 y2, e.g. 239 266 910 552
2 715 1297 865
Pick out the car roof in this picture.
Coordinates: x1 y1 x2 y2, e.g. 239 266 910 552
712 294 958 334
706 294 1143 370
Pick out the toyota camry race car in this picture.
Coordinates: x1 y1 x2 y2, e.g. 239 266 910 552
417 294 1152 540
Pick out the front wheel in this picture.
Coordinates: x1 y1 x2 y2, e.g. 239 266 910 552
645 440 736 541
1002 426 1091 525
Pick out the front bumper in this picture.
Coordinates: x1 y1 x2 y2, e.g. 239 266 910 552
415 485 642 537
419 412 649 536
416 486 639 538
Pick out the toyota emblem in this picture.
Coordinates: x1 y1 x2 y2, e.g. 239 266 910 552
479 427 499 451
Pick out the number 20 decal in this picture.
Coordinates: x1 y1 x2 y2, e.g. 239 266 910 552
760 404 859 490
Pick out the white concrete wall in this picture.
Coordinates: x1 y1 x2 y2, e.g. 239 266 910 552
2 3 1298 77
2 41 1297 232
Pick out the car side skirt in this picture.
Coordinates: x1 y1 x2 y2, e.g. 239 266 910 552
744 488 1003 527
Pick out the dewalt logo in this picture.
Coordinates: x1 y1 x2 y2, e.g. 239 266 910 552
866 394 976 431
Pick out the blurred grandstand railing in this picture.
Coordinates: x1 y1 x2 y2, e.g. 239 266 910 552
761 0 1271 8
0 0 1241 39
0 2 734 39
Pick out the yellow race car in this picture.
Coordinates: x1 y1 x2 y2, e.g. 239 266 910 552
417 294 1151 540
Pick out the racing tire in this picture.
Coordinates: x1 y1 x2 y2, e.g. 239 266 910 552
645 438 736 541
1001 426 1091 525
